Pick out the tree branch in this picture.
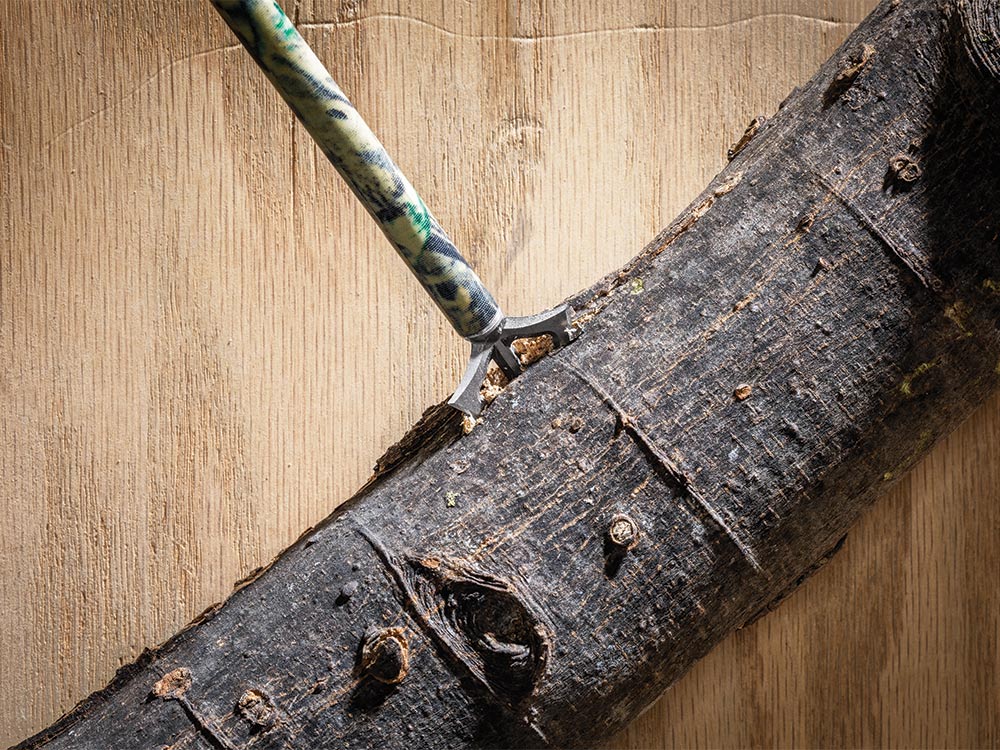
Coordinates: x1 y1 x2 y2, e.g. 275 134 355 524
16 0 1000 747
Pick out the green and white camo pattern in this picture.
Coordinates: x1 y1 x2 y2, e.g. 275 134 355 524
213 0 503 339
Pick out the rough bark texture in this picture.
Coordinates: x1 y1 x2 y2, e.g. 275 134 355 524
15 0 1000 747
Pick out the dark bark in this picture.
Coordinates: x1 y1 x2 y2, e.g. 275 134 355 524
15 0 1000 747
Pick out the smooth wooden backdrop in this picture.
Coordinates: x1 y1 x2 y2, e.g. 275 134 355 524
2 0 997 747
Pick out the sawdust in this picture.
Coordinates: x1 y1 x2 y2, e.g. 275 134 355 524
462 414 481 435
513 335 554 366
481 362 510 404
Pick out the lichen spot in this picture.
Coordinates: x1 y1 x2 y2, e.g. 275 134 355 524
900 360 937 396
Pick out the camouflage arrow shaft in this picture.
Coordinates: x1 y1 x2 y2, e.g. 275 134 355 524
212 0 504 339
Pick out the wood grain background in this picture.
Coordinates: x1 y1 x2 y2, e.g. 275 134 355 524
2 0 997 747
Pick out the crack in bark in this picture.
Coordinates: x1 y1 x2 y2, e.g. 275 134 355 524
163 696 238 750
565 362 766 575
810 169 944 291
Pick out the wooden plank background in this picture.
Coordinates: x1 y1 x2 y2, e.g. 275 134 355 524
2 0 997 746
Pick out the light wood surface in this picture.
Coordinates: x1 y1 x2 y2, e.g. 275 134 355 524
2 0 996 747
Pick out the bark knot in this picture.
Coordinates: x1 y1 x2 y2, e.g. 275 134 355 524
823 43 876 106
357 626 410 685
236 689 279 730
151 668 192 700
727 115 765 160
608 514 641 550
359 526 552 706
888 152 922 185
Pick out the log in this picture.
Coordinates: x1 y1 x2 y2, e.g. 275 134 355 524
15 0 1000 747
